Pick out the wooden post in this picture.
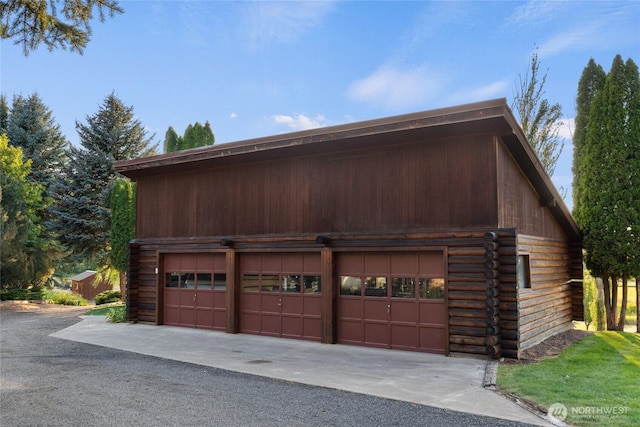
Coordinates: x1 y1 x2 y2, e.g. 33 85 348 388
225 250 240 334
320 248 335 344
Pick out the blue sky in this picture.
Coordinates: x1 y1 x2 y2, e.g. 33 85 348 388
1 1 639 210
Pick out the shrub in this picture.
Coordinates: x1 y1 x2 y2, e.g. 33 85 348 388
105 306 127 323
0 287 44 301
95 290 122 305
43 290 88 306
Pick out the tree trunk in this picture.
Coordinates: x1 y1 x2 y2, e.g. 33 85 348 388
637 277 639 334
595 277 606 331
616 275 628 331
603 275 618 330
119 270 127 303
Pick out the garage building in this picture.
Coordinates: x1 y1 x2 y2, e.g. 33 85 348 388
115 99 583 359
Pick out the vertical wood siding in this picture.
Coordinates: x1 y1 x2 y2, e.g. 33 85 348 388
135 135 498 239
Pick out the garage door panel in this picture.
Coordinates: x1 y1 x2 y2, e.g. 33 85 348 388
180 292 195 307
281 315 303 337
364 254 390 274
180 308 196 325
164 306 179 325
213 310 226 330
261 314 280 335
196 308 213 329
338 319 363 343
281 295 302 315
390 253 417 274
303 317 321 340
390 324 418 349
339 298 362 318
419 253 444 275
420 327 446 353
303 296 321 315
390 301 418 323
364 300 388 321
364 321 388 346
420 302 446 325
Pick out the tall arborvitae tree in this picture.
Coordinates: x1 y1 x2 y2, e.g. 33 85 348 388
110 177 135 300
572 59 606 215
164 121 215 153
163 126 181 153
513 48 564 176
48 94 156 264
0 135 52 288
576 55 640 331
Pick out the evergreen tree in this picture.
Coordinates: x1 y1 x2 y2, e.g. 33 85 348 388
576 55 640 331
48 94 156 264
0 135 52 288
0 0 123 55
572 59 606 215
0 95 8 133
6 93 69 205
164 121 215 153
163 126 182 153
513 48 564 176
110 177 135 300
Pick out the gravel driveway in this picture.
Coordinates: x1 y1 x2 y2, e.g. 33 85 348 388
0 302 535 426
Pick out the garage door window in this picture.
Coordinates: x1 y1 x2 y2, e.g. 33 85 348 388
243 273 321 294
419 278 444 299
340 276 362 295
364 277 387 297
391 277 415 298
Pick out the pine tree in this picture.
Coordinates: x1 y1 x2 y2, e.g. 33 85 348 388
0 95 9 133
576 55 640 331
48 94 156 264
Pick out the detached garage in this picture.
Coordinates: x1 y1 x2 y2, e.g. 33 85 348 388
116 99 583 359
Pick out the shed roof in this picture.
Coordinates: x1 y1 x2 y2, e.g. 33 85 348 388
70 270 96 281
115 98 579 241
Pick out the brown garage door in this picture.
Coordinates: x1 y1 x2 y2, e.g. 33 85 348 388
240 253 321 340
337 252 446 354
164 253 227 330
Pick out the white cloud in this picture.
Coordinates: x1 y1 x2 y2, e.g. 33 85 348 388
558 117 574 140
507 1 567 27
273 113 328 131
347 65 448 110
229 113 238 119
447 80 510 104
243 1 335 47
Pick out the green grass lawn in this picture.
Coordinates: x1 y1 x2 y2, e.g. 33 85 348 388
498 332 640 426
84 303 124 316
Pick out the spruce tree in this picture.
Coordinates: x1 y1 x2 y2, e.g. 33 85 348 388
0 95 8 133
48 94 156 264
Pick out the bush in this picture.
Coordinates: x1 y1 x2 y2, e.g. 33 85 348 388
95 290 122 305
105 306 127 323
0 287 44 301
42 290 88 306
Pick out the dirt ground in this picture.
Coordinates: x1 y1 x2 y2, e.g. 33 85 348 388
501 328 592 365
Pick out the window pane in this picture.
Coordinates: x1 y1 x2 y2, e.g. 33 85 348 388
364 276 387 297
242 274 260 292
182 273 195 289
391 277 415 298
282 275 301 293
340 276 361 296
303 275 321 294
196 273 212 290
517 255 531 289
166 272 179 288
419 278 444 299
261 275 280 292
213 273 226 291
